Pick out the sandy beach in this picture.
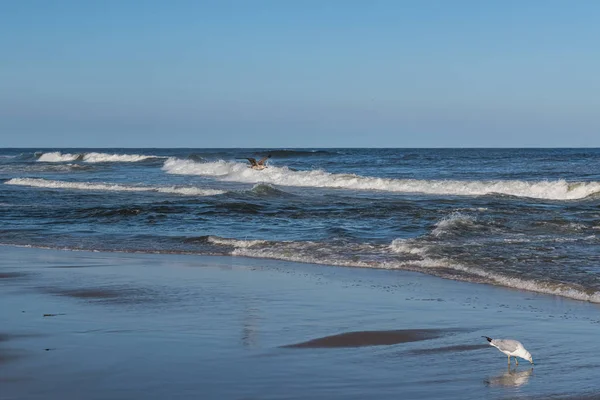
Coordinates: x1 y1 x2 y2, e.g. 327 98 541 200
1 245 600 399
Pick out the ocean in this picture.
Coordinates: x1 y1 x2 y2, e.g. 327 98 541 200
1 148 600 303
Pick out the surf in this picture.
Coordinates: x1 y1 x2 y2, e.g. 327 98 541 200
36 152 163 163
5 178 225 196
162 158 600 200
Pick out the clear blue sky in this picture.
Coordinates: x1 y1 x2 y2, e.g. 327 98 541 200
1 0 599 147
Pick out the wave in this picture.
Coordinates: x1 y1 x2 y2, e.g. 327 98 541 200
431 213 477 237
0 163 93 173
82 152 162 163
38 152 82 162
207 236 268 248
162 158 600 200
36 152 163 163
249 183 293 197
4 178 225 196
199 234 600 303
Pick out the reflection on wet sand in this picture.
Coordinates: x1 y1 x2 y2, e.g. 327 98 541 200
0 272 28 279
241 302 260 348
485 367 533 388
41 285 162 304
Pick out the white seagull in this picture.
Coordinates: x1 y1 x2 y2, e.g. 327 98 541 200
483 336 534 366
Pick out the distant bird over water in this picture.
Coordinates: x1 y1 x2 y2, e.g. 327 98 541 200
246 155 271 170
484 336 534 366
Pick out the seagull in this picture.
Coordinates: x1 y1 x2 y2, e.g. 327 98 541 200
483 336 534 366
246 155 271 170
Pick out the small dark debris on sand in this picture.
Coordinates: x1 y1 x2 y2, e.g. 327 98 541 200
282 329 448 349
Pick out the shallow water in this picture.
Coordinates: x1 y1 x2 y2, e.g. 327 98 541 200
1 247 600 399
1 148 600 303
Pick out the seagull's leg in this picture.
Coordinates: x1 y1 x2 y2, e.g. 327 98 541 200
515 358 519 366
507 355 511 365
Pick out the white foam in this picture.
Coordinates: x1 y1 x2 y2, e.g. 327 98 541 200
82 152 159 163
503 238 532 244
5 178 225 196
207 236 268 248
163 158 234 176
431 212 476 237
446 261 600 303
203 234 600 303
38 152 81 162
389 238 427 255
37 152 160 163
162 158 600 200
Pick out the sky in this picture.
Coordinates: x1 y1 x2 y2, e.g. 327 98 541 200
1 0 599 148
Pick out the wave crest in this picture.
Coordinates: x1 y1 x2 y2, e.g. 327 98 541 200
38 152 82 162
431 213 477 237
82 152 160 163
37 152 161 163
207 236 268 248
5 178 225 196
162 158 600 200
202 234 600 303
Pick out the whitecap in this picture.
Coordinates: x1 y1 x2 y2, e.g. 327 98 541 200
5 178 225 196
162 158 600 200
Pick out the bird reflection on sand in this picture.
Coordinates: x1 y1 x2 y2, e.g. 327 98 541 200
484 367 533 388
241 303 260 348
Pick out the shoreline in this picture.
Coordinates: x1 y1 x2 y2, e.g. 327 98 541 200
2 243 600 305
1 245 600 399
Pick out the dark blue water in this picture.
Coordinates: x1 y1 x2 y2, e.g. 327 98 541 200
1 148 600 302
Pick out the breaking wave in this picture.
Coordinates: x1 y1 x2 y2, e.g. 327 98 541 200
82 152 162 163
0 163 93 173
431 213 477 237
37 152 163 163
38 152 82 162
162 158 600 200
5 178 225 196
199 234 600 304
206 236 269 248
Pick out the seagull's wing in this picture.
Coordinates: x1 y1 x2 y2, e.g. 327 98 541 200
257 155 271 165
492 339 520 353
246 158 258 166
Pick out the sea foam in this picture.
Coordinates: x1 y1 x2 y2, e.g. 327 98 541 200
37 152 161 163
162 158 600 200
5 178 225 196
37 152 82 162
203 234 600 303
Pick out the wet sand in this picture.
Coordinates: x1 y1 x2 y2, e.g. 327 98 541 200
1 246 600 399
282 329 447 348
